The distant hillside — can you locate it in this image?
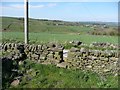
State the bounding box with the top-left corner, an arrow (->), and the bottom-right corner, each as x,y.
1,17 -> 117,34
79,21 -> 118,26
1,17 -> 91,34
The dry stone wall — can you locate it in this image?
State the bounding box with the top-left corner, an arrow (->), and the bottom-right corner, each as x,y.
65,47 -> 118,74
1,43 -> 63,65
1,42 -> 119,75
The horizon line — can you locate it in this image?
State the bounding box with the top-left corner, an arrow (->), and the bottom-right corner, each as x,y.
1,16 -> 118,23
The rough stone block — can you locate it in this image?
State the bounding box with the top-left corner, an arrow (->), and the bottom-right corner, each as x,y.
56,62 -> 68,68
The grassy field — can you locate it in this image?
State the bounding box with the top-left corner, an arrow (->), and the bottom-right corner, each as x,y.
1,32 -> 118,44
9,59 -> 118,88
1,17 -> 93,34
1,17 -> 118,45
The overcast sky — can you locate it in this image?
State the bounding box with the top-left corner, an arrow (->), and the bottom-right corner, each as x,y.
1,1 -> 118,22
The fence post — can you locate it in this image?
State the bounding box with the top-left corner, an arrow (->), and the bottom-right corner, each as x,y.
24,0 -> 29,44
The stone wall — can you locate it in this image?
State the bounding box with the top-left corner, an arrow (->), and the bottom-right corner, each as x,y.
65,47 -> 118,74
1,42 -> 119,75
1,43 -> 63,65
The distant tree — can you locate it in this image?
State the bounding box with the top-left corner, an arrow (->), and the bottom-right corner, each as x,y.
109,31 -> 115,36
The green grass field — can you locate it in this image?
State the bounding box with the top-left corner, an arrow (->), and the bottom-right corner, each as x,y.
1,17 -> 93,34
1,32 -> 118,44
1,17 -> 118,45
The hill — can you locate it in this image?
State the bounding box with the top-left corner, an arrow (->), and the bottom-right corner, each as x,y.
1,17 -> 95,34
1,17 -> 118,44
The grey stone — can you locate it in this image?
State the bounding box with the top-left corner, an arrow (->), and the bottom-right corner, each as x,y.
11,79 -> 20,87
70,47 -> 79,52
40,55 -> 46,60
86,65 -> 92,69
41,61 -> 51,65
69,40 -> 82,46
57,62 -> 68,68
32,54 -> 39,60
80,48 -> 87,53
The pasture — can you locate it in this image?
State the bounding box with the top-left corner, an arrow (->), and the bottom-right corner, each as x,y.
1,17 -> 118,45
1,32 -> 118,44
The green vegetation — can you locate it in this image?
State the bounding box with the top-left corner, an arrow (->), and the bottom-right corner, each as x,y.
89,27 -> 119,36
1,17 -> 118,45
2,32 -> 118,44
1,17 -> 93,34
8,59 -> 118,88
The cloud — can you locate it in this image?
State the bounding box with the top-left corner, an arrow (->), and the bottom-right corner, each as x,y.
10,4 -> 24,9
1,3 -> 57,9
47,3 -> 57,7
30,5 -> 45,8
0,4 -> 24,9
30,3 -> 57,8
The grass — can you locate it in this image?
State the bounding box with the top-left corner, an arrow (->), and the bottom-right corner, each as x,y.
1,32 -> 118,44
1,17 -> 94,34
10,59 -> 118,88
1,17 -> 118,45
